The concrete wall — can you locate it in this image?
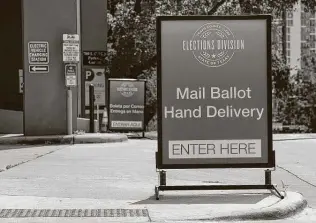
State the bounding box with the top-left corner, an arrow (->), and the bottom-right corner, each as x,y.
81,0 -> 107,51
0,0 -> 23,111
0,109 -> 23,134
23,0 -> 78,136
80,0 -> 107,116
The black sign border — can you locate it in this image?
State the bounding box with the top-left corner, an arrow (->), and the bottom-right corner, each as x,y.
107,78 -> 147,132
156,15 -> 274,169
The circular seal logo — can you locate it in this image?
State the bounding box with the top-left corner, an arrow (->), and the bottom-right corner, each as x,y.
187,23 -> 243,68
116,82 -> 138,97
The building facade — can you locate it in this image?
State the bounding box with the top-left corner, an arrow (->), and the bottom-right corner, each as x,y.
276,1 -> 316,73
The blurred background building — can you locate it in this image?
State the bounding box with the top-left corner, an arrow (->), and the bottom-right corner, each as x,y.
274,0 -> 316,74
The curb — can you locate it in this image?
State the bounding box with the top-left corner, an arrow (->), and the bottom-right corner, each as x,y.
206,192 -> 307,222
144,132 -> 157,140
0,135 -> 73,145
73,133 -> 128,144
0,134 -> 128,145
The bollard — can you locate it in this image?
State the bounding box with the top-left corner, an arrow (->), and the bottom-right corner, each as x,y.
89,84 -> 95,133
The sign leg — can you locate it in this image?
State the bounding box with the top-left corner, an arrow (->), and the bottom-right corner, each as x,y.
155,186 -> 160,200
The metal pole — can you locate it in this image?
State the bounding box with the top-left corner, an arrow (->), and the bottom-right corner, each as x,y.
76,0 -> 82,117
97,104 -> 99,129
67,88 -> 73,135
89,84 -> 95,133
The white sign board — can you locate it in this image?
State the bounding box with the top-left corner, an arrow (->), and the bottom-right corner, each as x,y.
85,68 -> 106,106
65,64 -> 77,87
63,34 -> 80,63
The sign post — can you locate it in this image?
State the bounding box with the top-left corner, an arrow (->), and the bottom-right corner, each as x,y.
107,78 -> 146,135
155,15 -> 282,200
63,34 -> 80,135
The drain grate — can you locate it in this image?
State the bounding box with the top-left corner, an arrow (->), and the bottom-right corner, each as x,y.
0,209 -> 149,218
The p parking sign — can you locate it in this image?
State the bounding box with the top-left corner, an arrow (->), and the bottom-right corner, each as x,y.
157,15 -> 274,169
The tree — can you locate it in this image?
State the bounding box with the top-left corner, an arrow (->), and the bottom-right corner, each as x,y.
106,0 -> 316,128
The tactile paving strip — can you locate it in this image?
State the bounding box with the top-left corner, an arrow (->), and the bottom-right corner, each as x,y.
0,209 -> 149,218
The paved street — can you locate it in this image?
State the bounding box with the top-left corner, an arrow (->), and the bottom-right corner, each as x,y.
0,137 -> 315,222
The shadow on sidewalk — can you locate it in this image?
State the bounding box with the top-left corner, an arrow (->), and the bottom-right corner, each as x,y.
133,192 -> 270,205
0,145 -> 43,151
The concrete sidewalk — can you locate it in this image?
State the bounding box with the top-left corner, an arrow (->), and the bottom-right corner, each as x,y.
0,133 -> 128,145
0,139 -> 311,222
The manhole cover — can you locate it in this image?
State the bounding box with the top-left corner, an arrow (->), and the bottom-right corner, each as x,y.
0,209 -> 148,218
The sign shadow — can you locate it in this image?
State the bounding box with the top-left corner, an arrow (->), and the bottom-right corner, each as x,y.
132,192 -> 271,205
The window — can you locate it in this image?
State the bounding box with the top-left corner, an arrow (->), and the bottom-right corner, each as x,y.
311,26 -> 316,33
301,27 -> 308,39
287,42 -> 291,48
287,34 -> 291,41
311,35 -> 316,41
306,35 -> 310,41
301,42 -> 309,48
310,20 -> 316,26
302,48 -> 309,55
287,11 -> 293,18
311,42 -> 316,48
287,57 -> 291,64
286,27 -> 291,33
287,20 -> 293,26
301,19 -> 306,26
287,50 -> 291,57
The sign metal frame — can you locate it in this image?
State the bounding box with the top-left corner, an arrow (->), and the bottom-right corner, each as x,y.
156,15 -> 274,170
107,78 -> 147,133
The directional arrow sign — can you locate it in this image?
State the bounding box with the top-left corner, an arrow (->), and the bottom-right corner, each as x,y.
29,65 -> 49,73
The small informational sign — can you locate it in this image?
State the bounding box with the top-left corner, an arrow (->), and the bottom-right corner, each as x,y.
83,51 -> 107,66
19,69 -> 23,94
63,34 -> 80,63
85,68 -> 106,106
157,15 -> 273,169
65,64 -> 77,87
107,78 -> 146,132
29,65 -> 49,73
28,41 -> 49,64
